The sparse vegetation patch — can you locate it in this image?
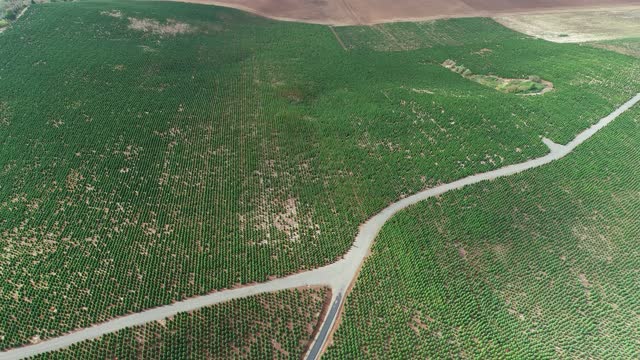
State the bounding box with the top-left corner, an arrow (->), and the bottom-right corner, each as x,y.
127,17 -> 194,35
442,59 -> 552,95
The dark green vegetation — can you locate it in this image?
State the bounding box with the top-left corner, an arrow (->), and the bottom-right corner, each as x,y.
442,59 -> 550,94
32,288 -> 328,359
1,0 -> 640,350
326,108 -> 640,358
2,1 -> 75,21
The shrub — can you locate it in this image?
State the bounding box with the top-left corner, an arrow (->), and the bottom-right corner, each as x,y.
528,75 -> 542,83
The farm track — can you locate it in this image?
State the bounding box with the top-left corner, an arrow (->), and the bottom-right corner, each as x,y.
328,26 -> 348,51
1,93 -> 639,360
16,7 -> 29,20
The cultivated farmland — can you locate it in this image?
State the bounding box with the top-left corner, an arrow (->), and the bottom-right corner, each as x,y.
1,0 -> 640,356
31,288 -> 328,359
325,108 -> 640,358
172,0 -> 640,25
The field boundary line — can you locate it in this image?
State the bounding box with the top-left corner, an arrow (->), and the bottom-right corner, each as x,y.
2,93 -> 639,360
16,6 -> 29,20
329,26 -> 348,51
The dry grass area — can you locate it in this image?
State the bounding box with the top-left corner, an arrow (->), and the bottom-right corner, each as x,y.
496,6 -> 640,43
589,40 -> 640,58
127,17 -> 193,35
169,0 -> 640,25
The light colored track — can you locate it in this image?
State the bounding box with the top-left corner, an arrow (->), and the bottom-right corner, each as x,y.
2,93 -> 639,360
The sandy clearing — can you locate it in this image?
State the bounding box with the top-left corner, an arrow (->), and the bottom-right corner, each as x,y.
496,7 -> 640,43
167,0 -> 640,25
3,93 -> 638,360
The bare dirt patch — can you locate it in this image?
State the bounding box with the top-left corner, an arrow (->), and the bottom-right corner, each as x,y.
457,246 -> 467,259
578,273 -> 591,288
127,17 -> 194,35
473,48 -> 493,56
0,101 -> 10,126
408,310 -> 432,335
496,7 -> 640,43
169,0 -> 640,25
253,196 -> 321,245
101,10 -> 123,18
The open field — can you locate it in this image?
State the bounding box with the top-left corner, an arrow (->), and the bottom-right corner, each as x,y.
172,0 -> 640,25
2,0 -> 640,355
496,7 -> 640,43
589,37 -> 640,58
31,287 -> 328,359
325,108 -> 640,358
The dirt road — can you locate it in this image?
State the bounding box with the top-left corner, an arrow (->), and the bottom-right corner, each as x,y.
2,93 -> 638,360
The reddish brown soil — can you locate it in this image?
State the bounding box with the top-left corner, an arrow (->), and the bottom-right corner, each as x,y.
170,0 -> 640,25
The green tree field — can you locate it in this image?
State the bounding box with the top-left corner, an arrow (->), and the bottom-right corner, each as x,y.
1,0 -> 639,350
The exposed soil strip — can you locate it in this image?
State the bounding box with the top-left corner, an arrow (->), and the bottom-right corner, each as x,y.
16,6 -> 29,20
329,26 -> 348,51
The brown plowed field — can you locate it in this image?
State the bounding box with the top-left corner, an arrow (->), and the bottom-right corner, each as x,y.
170,0 -> 640,25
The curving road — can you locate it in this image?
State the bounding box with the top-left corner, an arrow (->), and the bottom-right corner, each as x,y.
1,93 -> 639,360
